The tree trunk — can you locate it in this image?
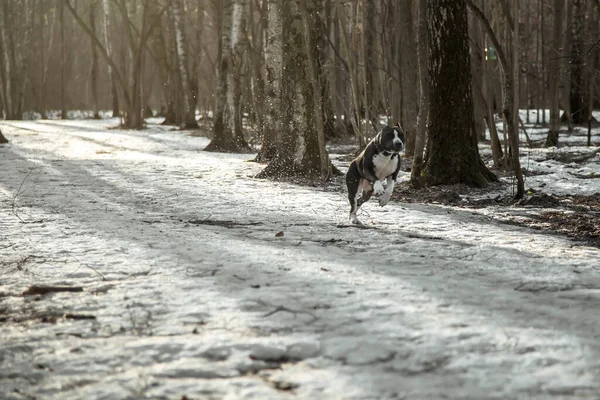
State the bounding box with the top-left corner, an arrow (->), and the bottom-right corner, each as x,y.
90,1 -> 100,119
568,0 -> 589,124
398,0 -> 418,157
512,0 -> 519,148
470,6 -> 486,141
0,3 -> 12,119
423,0 -> 496,188
336,2 -> 364,148
172,0 -> 198,129
299,0 -> 330,179
540,0 -> 547,126
560,0 -> 574,130
103,0 -> 119,117
0,128 -> 8,144
254,0 -> 282,162
228,0 -> 247,142
60,0 -> 67,119
256,0 -> 332,181
205,0 -> 251,152
410,0 -> 428,188
362,0 -> 379,134
467,0 -> 523,198
151,12 -> 174,125
480,2 -> 503,166
546,0 -> 564,146
38,0 -> 47,119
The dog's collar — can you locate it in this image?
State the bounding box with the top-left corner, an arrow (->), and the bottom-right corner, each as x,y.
381,151 -> 399,158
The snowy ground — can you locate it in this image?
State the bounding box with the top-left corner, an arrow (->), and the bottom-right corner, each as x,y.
1,118 -> 600,400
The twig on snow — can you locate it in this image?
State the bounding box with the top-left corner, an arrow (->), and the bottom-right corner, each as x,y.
11,165 -> 45,224
72,255 -> 107,281
261,304 -> 317,321
12,166 -> 35,223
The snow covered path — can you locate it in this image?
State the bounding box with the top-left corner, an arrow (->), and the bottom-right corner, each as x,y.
1,119 -> 600,400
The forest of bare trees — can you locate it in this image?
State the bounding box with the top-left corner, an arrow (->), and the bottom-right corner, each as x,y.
0,0 -> 599,196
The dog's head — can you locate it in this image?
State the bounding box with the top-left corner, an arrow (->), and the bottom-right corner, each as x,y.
378,125 -> 405,153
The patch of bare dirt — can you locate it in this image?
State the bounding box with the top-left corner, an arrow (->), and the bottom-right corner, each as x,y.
391,184 -> 600,247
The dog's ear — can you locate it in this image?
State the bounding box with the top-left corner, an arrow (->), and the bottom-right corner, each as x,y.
394,122 -> 403,130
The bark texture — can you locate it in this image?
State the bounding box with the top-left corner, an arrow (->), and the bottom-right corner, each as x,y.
205,0 -> 251,152
256,0 -> 332,181
423,0 -> 496,188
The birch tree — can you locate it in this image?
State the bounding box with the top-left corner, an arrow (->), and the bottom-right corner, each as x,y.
89,0 -> 100,119
171,0 -> 198,128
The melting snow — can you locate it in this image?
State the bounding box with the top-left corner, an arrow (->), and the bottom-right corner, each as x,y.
1,117 -> 599,399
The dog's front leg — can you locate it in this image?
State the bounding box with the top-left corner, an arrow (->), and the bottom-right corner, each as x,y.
379,176 -> 395,206
373,180 -> 385,196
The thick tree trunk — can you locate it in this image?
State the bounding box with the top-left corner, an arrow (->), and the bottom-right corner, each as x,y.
254,0 -> 282,162
256,0 -> 332,181
300,0 -> 330,179
423,0 -> 496,188
205,0 -> 250,152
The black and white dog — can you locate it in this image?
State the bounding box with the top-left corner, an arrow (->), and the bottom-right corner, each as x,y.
346,125 -> 405,224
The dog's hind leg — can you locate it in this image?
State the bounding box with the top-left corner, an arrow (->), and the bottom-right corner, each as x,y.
358,188 -> 373,208
346,164 -> 362,224
351,180 -> 373,225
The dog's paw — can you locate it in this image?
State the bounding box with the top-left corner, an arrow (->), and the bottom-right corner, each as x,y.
350,215 -> 362,225
379,194 -> 390,207
373,181 -> 385,196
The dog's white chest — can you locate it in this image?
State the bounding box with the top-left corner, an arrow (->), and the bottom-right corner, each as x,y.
373,153 -> 398,180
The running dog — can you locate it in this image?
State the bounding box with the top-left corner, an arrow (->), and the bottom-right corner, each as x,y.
346,125 -> 405,224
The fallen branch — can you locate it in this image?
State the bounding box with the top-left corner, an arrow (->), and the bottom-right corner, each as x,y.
22,285 -> 84,296
549,148 -> 600,163
63,313 -> 96,320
